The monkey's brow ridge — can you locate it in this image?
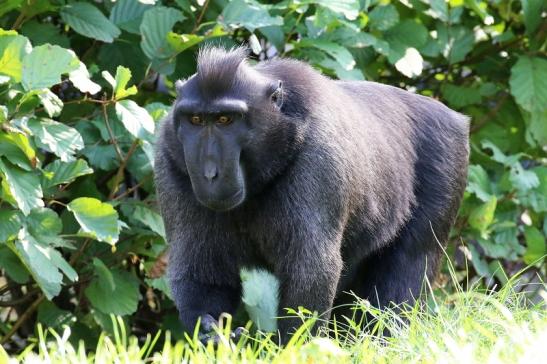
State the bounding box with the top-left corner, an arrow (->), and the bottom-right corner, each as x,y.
176,98 -> 248,114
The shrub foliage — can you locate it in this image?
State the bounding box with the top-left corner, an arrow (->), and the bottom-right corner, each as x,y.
0,0 -> 545,348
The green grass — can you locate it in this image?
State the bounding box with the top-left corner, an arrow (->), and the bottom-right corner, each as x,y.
3,277 -> 546,364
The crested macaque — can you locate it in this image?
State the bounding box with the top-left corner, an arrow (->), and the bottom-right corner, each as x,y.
154,47 -> 469,342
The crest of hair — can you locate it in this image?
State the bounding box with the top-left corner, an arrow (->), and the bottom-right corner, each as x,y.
196,46 -> 248,96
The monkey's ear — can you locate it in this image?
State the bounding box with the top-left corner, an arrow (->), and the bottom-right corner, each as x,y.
269,80 -> 283,109
175,79 -> 186,95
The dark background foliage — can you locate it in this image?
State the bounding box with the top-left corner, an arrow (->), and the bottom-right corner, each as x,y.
0,0 -> 545,350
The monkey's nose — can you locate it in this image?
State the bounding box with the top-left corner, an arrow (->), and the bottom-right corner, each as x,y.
203,160 -> 218,182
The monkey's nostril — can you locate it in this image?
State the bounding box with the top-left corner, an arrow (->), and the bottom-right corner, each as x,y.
204,161 -> 218,181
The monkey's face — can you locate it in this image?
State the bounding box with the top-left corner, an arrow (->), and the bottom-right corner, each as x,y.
173,75 -> 283,212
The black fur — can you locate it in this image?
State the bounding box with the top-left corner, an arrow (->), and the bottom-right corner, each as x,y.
154,47 -> 469,342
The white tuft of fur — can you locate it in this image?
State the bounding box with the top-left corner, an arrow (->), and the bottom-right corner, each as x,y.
240,268 -> 279,332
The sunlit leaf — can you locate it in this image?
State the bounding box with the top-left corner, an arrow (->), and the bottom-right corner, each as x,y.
222,0 -> 283,32
67,197 -> 120,244
21,44 -> 79,90
115,100 -> 155,139
12,228 -> 77,299
27,118 -> 84,162
0,158 -> 43,215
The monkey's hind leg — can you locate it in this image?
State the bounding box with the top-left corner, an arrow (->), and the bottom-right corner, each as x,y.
350,210 -> 456,316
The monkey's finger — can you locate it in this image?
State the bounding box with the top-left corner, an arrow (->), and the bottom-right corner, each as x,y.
200,314 -> 219,332
231,326 -> 247,341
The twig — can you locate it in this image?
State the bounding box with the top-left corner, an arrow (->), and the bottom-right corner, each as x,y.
11,13 -> 26,30
69,238 -> 91,266
113,174 -> 152,201
109,139 -> 139,199
102,101 -> 124,162
470,93 -> 509,133
191,0 -> 211,34
0,294 -> 45,345
283,10 -> 305,48
0,289 -> 40,307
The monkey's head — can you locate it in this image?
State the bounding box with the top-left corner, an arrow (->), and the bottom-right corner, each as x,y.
171,47 -> 293,212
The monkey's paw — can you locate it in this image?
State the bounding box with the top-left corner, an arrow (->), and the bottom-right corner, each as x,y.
198,314 -> 247,345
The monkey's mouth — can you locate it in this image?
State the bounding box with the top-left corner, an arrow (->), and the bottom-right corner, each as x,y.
197,189 -> 245,212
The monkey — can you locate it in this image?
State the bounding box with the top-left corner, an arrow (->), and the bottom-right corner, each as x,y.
154,46 -> 469,343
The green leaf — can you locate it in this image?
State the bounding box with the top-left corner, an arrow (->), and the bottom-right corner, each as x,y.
140,6 -> 184,59
442,84 -> 482,108
368,4 -> 399,31
145,102 -> 170,122
509,56 -> 547,113
67,197 -> 120,244
522,0 -> 544,34
109,0 -> 153,34
20,20 -> 70,48
0,0 -> 23,18
0,210 -> 21,242
319,58 -> 364,81
108,66 -> 138,100
0,105 -> 6,123
438,25 -> 474,63
13,228 -> 77,299
38,89 -> 63,118
27,118 -> 84,162
467,165 -> 492,202
394,48 -> 423,78
509,164 -> 539,192
0,131 -> 36,171
386,20 -> 428,49
81,144 -> 119,171
92,258 -> 116,291
42,159 -> 93,189
523,226 -> 546,264
428,0 -> 449,21
527,109 -> 547,147
26,207 -> 62,237
61,2 -> 121,43
0,244 -> 29,283
311,0 -> 359,20
222,0 -> 283,32
0,32 -> 31,82
133,205 -> 166,238
468,196 -> 497,238
69,62 -> 101,95
481,140 -> 519,166
85,269 -> 140,316
166,33 -> 204,54
115,100 -> 155,139
299,40 -> 356,71
0,158 -> 43,215
37,301 -> 74,329
21,44 -> 79,91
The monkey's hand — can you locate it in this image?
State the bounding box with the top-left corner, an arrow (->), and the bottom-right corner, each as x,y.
197,314 -> 247,345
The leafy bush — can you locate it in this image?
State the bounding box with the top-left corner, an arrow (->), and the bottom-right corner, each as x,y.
0,0 -> 545,349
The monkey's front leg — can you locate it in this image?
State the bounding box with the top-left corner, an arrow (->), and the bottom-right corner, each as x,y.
170,276 -> 242,340
276,249 -> 342,343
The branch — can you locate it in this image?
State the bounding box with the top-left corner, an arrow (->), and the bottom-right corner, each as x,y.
470,93 -> 509,133
1,294 -> 44,345
191,0 -> 212,34
102,101 -> 124,162
109,139 -> 139,199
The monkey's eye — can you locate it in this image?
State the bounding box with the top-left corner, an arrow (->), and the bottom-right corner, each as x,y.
217,115 -> 232,125
190,115 -> 202,125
